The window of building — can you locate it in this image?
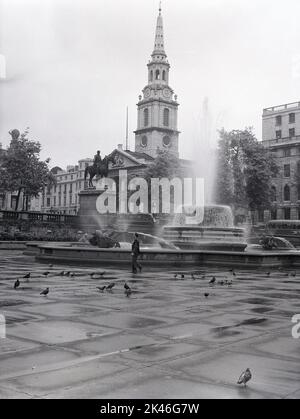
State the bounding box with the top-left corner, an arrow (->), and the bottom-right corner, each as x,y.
63,196 -> 67,206
284,164 -> 290,177
58,196 -> 61,206
276,115 -> 282,126
64,184 -> 67,193
289,113 -> 296,124
163,108 -> 170,127
53,196 -> 56,206
289,128 -> 295,137
162,70 -> 166,81
47,198 -> 51,207
143,108 -> 149,127
271,186 -> 277,202
258,210 -> 264,223
284,207 -> 291,220
141,136 -> 148,147
271,209 -> 277,220
284,184 -> 291,201
155,69 -> 160,80
150,70 -> 153,81
284,148 -> 291,157
298,185 -> 300,201
70,184 -> 72,193
163,136 -> 171,147
276,130 -> 282,139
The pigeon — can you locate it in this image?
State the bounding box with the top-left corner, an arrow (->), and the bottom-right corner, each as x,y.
14,279 -> 20,290
23,273 -> 31,279
97,286 -> 106,293
70,272 -> 76,277
124,282 -> 131,291
106,282 -> 115,291
65,271 -> 71,277
49,264 -> 53,268
227,280 -> 233,286
266,272 -> 271,277
237,368 -> 252,387
291,272 -> 296,277
218,280 -> 225,286
125,288 -> 132,297
209,277 -> 216,285
40,287 -> 49,296
204,293 -> 209,298
232,271 -> 236,276
181,274 -> 185,280
59,271 -> 66,276
42,271 -> 50,277
174,274 -> 178,279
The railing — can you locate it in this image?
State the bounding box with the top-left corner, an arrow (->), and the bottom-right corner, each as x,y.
263,101 -> 300,114
0,210 -> 78,224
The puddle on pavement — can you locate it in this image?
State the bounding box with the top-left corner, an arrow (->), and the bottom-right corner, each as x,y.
212,327 -> 241,338
237,318 -> 268,326
251,307 -> 273,314
239,298 -> 274,305
0,300 -> 26,308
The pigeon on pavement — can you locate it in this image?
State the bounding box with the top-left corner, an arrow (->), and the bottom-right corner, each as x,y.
14,279 -> 20,290
209,277 -> 216,285
237,368 -> 252,387
97,286 -> 106,292
40,287 -> 49,296
23,273 -> 31,279
106,282 -> 115,291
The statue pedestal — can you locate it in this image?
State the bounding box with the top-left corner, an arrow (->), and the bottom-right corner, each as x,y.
78,189 -> 117,233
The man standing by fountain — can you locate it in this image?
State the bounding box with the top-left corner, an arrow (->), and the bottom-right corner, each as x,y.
131,233 -> 142,274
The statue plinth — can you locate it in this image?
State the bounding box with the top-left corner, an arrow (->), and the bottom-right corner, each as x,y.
78,188 -> 117,233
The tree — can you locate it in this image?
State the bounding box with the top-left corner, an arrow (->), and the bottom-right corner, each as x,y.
0,129 -> 56,211
145,148 -> 183,180
214,128 -> 278,215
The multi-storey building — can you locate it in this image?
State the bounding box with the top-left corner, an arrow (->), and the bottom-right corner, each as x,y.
30,158 -> 93,214
262,101 -> 300,220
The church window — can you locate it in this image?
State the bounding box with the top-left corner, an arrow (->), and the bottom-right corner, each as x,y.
284,184 -> 290,201
155,70 -> 160,80
144,108 -> 149,127
271,186 -> 276,202
162,70 -> 166,81
150,70 -> 153,81
141,136 -> 148,147
163,108 -> 170,127
163,136 -> 171,147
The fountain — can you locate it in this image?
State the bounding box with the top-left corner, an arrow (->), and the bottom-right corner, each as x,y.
163,205 -> 247,252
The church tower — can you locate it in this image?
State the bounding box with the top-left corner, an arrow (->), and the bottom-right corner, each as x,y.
134,3 -> 180,158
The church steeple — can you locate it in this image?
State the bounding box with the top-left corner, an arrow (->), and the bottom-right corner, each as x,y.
153,2 -> 166,56
134,3 -> 180,158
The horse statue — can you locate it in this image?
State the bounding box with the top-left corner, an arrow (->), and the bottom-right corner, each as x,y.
84,152 -> 116,188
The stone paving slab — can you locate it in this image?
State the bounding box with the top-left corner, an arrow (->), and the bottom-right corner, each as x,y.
0,250 -> 299,399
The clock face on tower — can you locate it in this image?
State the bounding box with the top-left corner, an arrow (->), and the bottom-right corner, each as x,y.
144,88 -> 151,98
163,88 -> 171,98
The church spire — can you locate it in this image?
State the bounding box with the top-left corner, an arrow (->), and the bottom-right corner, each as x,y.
153,1 -> 166,56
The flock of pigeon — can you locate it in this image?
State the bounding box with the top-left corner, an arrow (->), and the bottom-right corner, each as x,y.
10,264 -> 278,388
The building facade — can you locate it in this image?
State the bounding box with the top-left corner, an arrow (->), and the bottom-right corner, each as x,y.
262,101 -> 300,220
31,158 -> 93,215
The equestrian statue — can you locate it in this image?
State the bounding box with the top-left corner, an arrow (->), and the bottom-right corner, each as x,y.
84,150 -> 116,188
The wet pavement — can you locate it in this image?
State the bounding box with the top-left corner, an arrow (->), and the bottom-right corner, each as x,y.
0,250 -> 299,399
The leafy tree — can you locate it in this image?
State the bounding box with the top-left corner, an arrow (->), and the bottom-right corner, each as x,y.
145,148 -> 184,180
0,129 -> 56,211
214,128 -> 278,215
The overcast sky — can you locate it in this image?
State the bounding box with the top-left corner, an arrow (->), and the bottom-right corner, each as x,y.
1,0 -> 300,169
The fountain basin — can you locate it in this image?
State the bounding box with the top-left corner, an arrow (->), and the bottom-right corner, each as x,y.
163,226 -> 247,252
35,243 -> 300,269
